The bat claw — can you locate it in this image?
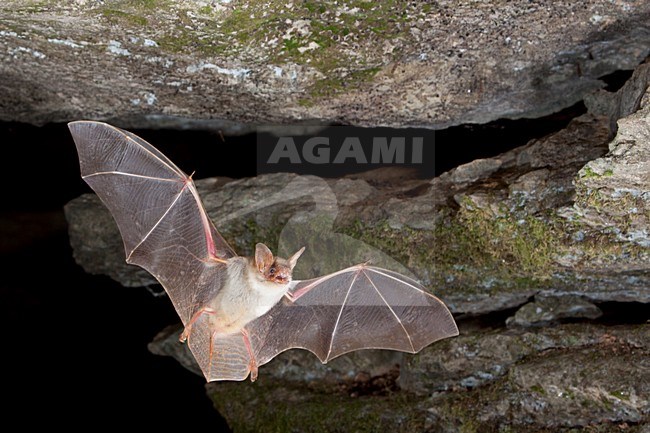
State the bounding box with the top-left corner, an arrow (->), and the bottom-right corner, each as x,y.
241,328 -> 258,381
249,361 -> 258,382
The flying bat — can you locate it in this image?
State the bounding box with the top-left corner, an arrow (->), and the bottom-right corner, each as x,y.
69,121 -> 459,382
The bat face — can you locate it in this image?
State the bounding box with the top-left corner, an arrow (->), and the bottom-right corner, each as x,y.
257,245 -> 306,285
264,261 -> 292,284
69,121 -> 458,383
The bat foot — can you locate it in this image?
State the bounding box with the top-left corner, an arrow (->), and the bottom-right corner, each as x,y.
241,328 -> 258,381
249,361 -> 258,382
180,307 -> 217,344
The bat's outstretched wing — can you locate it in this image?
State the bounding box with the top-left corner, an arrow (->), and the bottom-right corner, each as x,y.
205,265 -> 458,381
69,121 -> 236,324
251,265 -> 458,364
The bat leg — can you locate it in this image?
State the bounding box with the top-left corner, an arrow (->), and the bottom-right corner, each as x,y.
180,307 -> 216,343
241,328 -> 258,382
208,329 -> 219,376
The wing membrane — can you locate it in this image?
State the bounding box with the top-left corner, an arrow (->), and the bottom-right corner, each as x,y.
69,121 -> 235,323
246,265 -> 459,370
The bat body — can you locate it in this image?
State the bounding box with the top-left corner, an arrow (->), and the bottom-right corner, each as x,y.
208,256 -> 283,334
69,121 -> 459,382
198,247 -> 301,335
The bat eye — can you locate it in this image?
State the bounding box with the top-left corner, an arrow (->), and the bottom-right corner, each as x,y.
269,266 -> 276,275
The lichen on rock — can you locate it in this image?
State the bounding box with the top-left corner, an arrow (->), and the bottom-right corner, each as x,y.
1,0 -> 649,129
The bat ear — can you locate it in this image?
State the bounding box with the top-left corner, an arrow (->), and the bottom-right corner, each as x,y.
288,246 -> 306,270
255,243 -> 274,273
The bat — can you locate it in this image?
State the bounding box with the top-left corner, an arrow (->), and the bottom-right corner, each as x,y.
69,121 -> 459,382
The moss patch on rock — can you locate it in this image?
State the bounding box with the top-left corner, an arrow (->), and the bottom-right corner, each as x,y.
218,215 -> 286,258
340,201 -> 562,293
208,378 -> 427,433
90,0 -> 418,101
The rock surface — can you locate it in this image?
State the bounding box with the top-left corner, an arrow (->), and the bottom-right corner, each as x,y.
505,295 -> 603,327
150,322 -> 649,432
65,61 -> 650,431
1,0 -> 649,130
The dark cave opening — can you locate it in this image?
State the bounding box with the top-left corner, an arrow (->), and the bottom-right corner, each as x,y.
0,98 -> 588,213
455,299 -> 650,335
600,69 -> 635,92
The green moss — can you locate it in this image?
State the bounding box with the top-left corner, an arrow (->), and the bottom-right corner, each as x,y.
151,0 -> 415,98
580,188 -> 646,223
338,186 -> 646,295
599,394 -> 613,410
16,0 -> 423,99
108,0 -> 160,9
609,390 -> 630,401
282,37 -> 303,55
340,198 -> 561,294
581,166 -> 599,178
304,1 -> 327,14
98,0 -> 172,26
453,197 -> 560,277
562,388 -> 575,399
219,216 -> 286,257
581,166 -> 614,179
208,379 -> 426,433
140,0 -> 158,8
574,184 -> 649,259
298,98 -> 316,107
348,195 -> 559,283
339,219 -> 414,266
198,5 -> 213,15
12,0 -> 53,13
575,231 -> 646,266
101,8 -> 148,26
305,66 -> 382,101
530,384 -> 546,395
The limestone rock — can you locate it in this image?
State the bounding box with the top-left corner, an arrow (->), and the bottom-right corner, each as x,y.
506,295 -> 603,327
1,1 -> 649,129
191,323 -> 648,432
573,76 -> 650,249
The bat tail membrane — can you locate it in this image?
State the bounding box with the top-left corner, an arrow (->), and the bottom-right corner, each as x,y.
246,264 -> 459,370
69,121 -> 236,325
186,320 -> 253,381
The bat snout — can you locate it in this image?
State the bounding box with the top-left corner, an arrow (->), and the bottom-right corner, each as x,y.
266,269 -> 291,285
273,274 -> 290,284
261,261 -> 293,285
